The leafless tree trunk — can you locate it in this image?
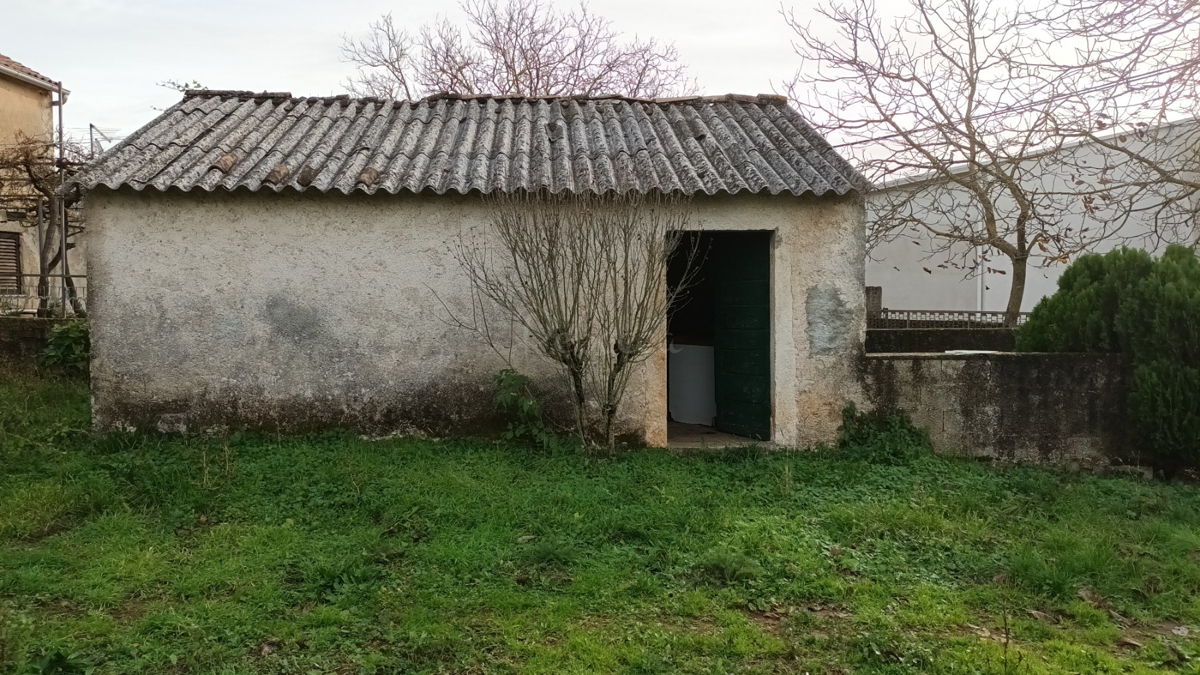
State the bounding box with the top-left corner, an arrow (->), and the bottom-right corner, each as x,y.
342,0 -> 693,99
36,198 -> 60,317
451,190 -> 697,450
785,0 -> 1198,323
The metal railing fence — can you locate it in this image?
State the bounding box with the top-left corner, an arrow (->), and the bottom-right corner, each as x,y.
867,309 -> 1029,329
0,274 -> 87,317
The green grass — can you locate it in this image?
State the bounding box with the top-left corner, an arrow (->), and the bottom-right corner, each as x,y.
1,369 -> 1199,673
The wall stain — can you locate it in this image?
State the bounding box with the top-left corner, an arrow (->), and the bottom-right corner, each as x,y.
260,294 -> 327,344
806,285 -> 854,356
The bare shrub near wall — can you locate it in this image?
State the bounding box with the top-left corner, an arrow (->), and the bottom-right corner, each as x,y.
589,196 -> 700,448
451,191 -> 698,449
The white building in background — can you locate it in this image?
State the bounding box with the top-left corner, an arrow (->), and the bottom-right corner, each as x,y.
866,119 -> 1200,313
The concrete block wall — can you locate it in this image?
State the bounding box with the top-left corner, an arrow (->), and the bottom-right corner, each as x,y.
864,353 -> 1134,469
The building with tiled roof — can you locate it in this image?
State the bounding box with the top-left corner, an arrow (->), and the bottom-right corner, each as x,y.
0,53 -> 66,95
0,52 -> 72,311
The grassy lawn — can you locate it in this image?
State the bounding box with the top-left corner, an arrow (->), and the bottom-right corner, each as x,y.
2,371 -> 1199,673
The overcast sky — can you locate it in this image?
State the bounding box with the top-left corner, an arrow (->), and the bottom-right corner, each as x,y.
2,0 -> 806,145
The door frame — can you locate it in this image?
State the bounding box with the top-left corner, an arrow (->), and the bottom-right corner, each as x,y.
664,229 -> 775,443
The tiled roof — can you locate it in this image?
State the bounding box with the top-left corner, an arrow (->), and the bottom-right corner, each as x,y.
0,53 -> 60,90
73,90 -> 869,197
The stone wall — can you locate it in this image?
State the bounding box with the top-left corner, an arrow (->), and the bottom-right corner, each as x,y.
0,317 -> 65,363
864,353 -> 1133,469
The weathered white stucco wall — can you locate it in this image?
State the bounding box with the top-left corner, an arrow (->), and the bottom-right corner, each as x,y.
86,188 -> 865,447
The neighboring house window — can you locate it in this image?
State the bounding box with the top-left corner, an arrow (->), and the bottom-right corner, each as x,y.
0,232 -> 21,293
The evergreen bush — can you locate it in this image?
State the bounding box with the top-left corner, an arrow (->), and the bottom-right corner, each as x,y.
1117,245 -> 1200,472
1015,248 -> 1153,353
1017,245 -> 1200,474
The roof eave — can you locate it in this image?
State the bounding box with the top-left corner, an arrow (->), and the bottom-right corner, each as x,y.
0,64 -> 68,101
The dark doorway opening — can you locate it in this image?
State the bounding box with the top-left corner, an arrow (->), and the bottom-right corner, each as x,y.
667,231 -> 772,446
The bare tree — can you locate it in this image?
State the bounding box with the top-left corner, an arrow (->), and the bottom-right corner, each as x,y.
342,0 -> 692,99
785,0 -> 1199,323
588,195 -> 698,447
452,190 -> 697,449
0,133 -> 86,316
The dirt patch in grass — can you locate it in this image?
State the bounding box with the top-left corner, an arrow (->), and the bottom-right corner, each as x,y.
34,598 -> 86,619
111,597 -> 151,623
746,610 -> 788,636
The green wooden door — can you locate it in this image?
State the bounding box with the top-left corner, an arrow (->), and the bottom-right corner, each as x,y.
713,232 -> 772,440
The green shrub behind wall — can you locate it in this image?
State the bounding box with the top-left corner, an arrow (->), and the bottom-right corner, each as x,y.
1126,360 -> 1200,470
1117,246 -> 1200,472
1017,245 -> 1200,475
1015,248 -> 1154,353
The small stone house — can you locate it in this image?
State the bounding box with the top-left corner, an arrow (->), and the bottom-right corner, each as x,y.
74,90 -> 869,447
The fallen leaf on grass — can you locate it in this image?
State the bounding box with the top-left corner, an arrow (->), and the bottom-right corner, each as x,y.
968,623 -> 993,639
1116,637 -> 1143,649
1078,587 -> 1108,608
1028,610 -> 1057,623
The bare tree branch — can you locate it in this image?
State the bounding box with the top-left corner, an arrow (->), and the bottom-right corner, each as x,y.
1049,0 -> 1200,247
785,0 -> 1198,322
448,190 -> 697,449
342,0 -> 694,99
0,133 -> 87,316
